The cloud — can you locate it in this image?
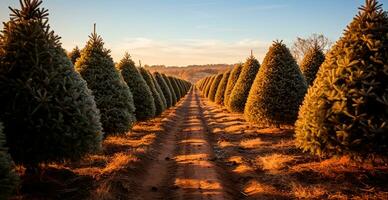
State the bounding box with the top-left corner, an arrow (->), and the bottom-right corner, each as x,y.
107,37 -> 270,66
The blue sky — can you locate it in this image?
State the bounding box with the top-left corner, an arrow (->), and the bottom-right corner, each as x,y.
1,0 -> 386,66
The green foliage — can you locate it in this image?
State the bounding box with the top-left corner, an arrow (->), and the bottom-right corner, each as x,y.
76,34 -> 135,134
215,71 -> 231,105
227,57 -> 260,113
168,76 -> 182,101
0,123 -> 19,200
68,46 -> 81,65
244,41 -> 307,127
299,46 -> 325,85
204,76 -> 215,97
224,64 -> 243,106
208,73 -> 223,102
151,71 -> 167,108
117,54 -> 155,120
139,67 -> 165,116
0,0 -> 103,165
154,72 -> 173,108
163,74 -> 177,105
295,0 -> 388,160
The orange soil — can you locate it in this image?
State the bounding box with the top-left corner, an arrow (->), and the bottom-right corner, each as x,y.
11,88 -> 388,200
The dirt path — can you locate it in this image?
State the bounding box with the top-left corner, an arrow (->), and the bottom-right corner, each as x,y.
138,88 -> 234,200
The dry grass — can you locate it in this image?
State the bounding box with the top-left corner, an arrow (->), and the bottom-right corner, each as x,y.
256,153 -> 295,171
243,180 -> 277,195
202,97 -> 388,200
239,138 -> 267,149
291,183 -> 327,199
102,153 -> 138,174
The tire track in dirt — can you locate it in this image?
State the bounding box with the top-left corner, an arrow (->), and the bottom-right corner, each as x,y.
138,88 -> 234,200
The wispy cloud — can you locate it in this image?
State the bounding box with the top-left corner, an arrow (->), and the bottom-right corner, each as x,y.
106,37 -> 270,66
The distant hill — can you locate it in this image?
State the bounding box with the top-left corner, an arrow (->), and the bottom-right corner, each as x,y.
145,64 -> 234,83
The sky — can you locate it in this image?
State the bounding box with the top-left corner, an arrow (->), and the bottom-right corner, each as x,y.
0,0 -> 387,66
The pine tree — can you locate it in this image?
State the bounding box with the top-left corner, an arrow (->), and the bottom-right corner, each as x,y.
151,71 -> 167,108
227,56 -> 260,113
117,53 -> 155,120
68,46 -> 81,65
295,0 -> 388,159
300,46 -> 325,85
244,41 -> 307,127
0,0 -> 103,165
139,67 -> 165,116
204,76 -> 215,97
215,70 -> 231,105
169,76 -> 182,101
224,63 -> 243,106
163,74 -> 177,105
0,123 -> 19,200
154,72 -> 173,108
208,73 -> 223,102
76,30 -> 135,134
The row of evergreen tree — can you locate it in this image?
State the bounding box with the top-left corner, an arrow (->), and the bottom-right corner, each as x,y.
0,0 -> 191,197
197,0 -> 387,161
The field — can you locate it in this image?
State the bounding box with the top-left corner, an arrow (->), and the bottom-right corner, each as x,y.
9,88 -> 387,200
1,0 -> 387,199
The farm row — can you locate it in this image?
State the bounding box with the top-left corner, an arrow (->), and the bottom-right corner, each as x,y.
197,0 -> 387,161
0,0 -> 191,198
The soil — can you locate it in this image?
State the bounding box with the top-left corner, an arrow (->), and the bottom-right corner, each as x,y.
11,88 -> 388,200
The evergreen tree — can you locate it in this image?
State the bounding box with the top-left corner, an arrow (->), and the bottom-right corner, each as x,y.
0,0 -> 103,165
162,74 -> 177,105
76,31 -> 135,134
0,123 -> 19,200
215,70 -> 231,105
204,76 -> 215,97
244,41 -> 307,127
117,53 -> 155,120
154,72 -> 173,108
68,46 -> 81,65
151,71 -> 167,108
139,67 -> 165,116
299,46 -> 325,85
169,76 -> 182,100
224,64 -> 243,106
295,0 -> 388,159
208,73 -> 223,101
227,56 -> 260,113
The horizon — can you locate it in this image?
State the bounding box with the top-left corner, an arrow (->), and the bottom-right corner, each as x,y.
1,0 -> 386,66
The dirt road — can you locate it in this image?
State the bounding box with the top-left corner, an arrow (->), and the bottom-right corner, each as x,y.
132,87 -> 387,200
137,88 -> 238,200
14,87 -> 386,200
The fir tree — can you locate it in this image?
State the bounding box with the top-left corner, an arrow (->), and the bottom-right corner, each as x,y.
204,76 -> 215,97
117,53 -> 155,120
163,74 -> 177,105
139,67 -> 165,116
224,63 -> 243,106
68,46 -> 81,65
208,73 -> 223,102
169,76 -> 182,101
0,0 -> 103,165
151,71 -> 167,108
76,29 -> 135,134
299,46 -> 325,85
154,72 -> 173,108
227,56 -> 260,113
0,123 -> 19,199
295,0 -> 388,159
244,41 -> 307,127
215,70 -> 231,105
